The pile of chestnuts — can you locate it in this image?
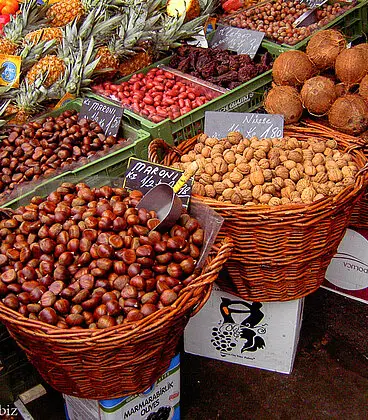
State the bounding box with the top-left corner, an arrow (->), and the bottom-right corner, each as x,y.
0,110 -> 127,202
0,183 -> 204,329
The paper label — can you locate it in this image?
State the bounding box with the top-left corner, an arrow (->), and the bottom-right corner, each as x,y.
0,54 -> 21,87
54,92 -> 76,109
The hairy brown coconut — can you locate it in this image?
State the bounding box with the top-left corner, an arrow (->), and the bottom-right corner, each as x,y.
306,29 -> 346,70
359,75 -> 368,102
335,47 -> 368,86
301,76 -> 337,116
354,43 -> 368,61
328,94 -> 368,135
264,86 -> 303,124
272,50 -> 315,87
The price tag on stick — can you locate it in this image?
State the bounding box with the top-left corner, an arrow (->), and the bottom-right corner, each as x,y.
78,97 -> 124,137
209,25 -> 264,59
205,111 -> 284,139
124,158 -> 193,208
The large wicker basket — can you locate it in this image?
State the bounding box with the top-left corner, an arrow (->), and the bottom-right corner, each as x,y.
148,121 -> 368,302
0,207 -> 233,399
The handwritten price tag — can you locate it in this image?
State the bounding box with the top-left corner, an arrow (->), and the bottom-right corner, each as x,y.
209,25 -> 264,59
79,97 -> 123,137
205,111 -> 284,139
124,158 -> 193,208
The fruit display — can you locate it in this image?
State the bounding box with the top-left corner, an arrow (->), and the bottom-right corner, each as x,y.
0,183 -> 204,329
0,0 -> 218,123
220,0 -> 355,46
0,110 -> 128,202
172,131 -> 359,205
169,45 -> 273,89
92,68 -> 223,122
264,30 -> 368,134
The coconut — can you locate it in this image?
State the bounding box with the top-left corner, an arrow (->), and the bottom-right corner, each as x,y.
264,86 -> 303,124
301,76 -> 337,116
272,50 -> 315,87
335,48 -> 368,86
359,75 -> 368,102
306,29 -> 346,70
328,94 -> 368,135
335,83 -> 350,98
354,43 -> 368,61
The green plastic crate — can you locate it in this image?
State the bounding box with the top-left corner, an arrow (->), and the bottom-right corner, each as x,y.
262,0 -> 368,54
106,48 -> 277,145
2,99 -> 151,209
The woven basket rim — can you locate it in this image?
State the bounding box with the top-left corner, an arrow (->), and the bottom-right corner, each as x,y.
148,121 -> 368,217
0,238 -> 233,344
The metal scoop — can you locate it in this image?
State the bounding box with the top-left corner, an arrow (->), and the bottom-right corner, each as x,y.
136,161 -> 198,231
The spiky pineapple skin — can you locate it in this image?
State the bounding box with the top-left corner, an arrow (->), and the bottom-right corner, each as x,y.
95,46 -> 120,72
24,28 -> 63,45
118,51 -> 153,77
46,0 -> 84,27
26,55 -> 66,88
0,37 -> 17,55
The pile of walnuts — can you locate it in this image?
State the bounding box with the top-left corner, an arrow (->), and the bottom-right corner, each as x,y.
172,132 -> 359,206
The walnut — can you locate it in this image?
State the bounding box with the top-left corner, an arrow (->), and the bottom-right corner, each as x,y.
212,173 -> 222,183
242,138 -> 251,148
259,194 -> 272,204
269,197 -> 281,206
187,151 -> 196,161
201,146 -> 211,158
192,182 -> 205,196
243,147 -> 254,161
240,189 -> 253,203
204,163 -> 216,176
286,137 -> 300,150
324,147 -> 333,157
223,150 -> 236,164
223,141 -> 232,149
227,132 -> 243,145
272,177 -> 285,191
325,160 -> 338,170
263,183 -> 276,195
199,173 -> 213,185
194,143 -> 205,154
211,144 -> 225,157
236,143 -> 246,154
222,179 -> 234,189
290,191 -> 301,201
217,196 -> 225,202
328,168 -> 343,182
301,186 -> 317,203
343,153 -> 353,162
335,158 -> 347,169
330,185 -> 345,195
181,154 -> 192,163
302,149 -> 314,160
304,165 -> 317,176
279,154 -> 287,163
222,188 -> 235,200
296,178 -> 311,192
280,197 -> 291,205
316,164 -> 326,173
311,142 -> 326,153
296,163 -> 305,173
252,185 -> 263,200
269,156 -> 281,169
228,163 -> 236,172
284,179 -> 296,190
198,134 -> 208,144
231,188 -> 243,204
237,162 -> 251,175
289,168 -> 301,182
312,153 -> 325,166
213,157 -> 228,175
259,139 -> 272,153
327,181 -> 336,189
204,184 -> 216,198
284,160 -> 297,170
214,182 -> 226,195
313,172 -> 328,184
281,186 -> 294,199
230,171 -> 243,184
263,169 -> 273,182
258,158 -> 270,169
172,162 -> 183,170
342,166 -> 355,178
268,147 -> 281,158
315,183 -> 330,195
341,177 -> 355,186
326,139 -> 337,149
239,177 -> 253,190
249,170 -> 265,186
288,150 -> 303,163
275,166 -> 289,179
205,137 -> 219,147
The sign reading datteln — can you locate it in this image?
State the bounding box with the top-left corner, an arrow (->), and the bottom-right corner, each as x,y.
124,158 -> 193,207
209,25 -> 264,59
79,97 -> 123,137
204,111 -> 284,139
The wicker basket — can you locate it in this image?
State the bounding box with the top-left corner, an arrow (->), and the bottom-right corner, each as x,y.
0,218 -> 233,399
148,120 -> 368,302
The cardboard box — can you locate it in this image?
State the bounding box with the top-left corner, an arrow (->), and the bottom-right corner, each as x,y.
65,354 -> 180,420
324,228 -> 368,304
184,284 -> 304,374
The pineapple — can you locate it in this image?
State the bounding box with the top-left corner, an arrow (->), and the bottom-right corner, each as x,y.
20,39 -> 58,72
26,55 -> 66,87
0,0 -> 48,55
166,0 -> 201,22
23,27 -> 63,45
